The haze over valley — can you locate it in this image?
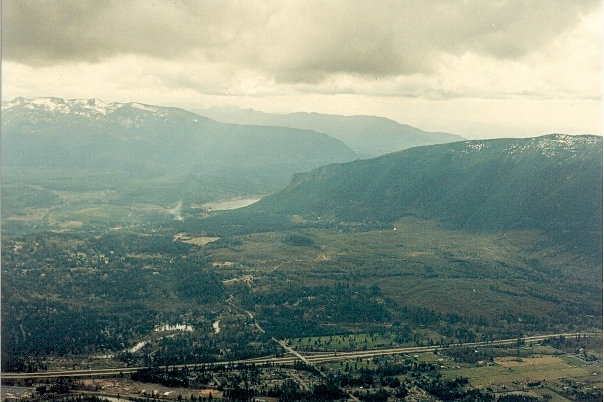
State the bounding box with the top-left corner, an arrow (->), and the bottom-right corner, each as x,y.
2,1 -> 602,401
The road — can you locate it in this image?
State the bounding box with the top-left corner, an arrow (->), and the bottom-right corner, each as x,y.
2,332 -> 599,380
226,297 -> 359,398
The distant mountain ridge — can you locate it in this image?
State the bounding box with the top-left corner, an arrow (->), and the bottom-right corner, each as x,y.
210,134 -> 602,255
2,97 -> 357,194
195,107 -> 464,157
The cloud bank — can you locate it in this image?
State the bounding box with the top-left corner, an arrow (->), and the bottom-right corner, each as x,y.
4,0 -> 599,82
2,1 -> 601,138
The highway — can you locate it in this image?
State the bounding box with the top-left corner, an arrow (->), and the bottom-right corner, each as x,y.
2,331 -> 599,380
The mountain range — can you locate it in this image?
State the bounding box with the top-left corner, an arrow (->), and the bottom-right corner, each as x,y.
4,98 -> 601,257
2,97 -> 356,171
1,97 -> 357,198
195,107 -> 464,157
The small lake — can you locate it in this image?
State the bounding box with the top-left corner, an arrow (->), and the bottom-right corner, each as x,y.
201,196 -> 262,211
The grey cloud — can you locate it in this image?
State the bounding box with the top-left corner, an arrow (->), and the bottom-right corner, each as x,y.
3,0 -> 113,63
265,0 -> 599,82
3,0 -> 599,82
2,0 -> 266,64
446,1 -> 598,59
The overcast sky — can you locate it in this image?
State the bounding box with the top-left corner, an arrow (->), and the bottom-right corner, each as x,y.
2,0 -> 602,138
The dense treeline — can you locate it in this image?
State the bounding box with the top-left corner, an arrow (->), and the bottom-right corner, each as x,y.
282,233 -> 316,247
1,230 -> 226,371
237,282 -> 392,338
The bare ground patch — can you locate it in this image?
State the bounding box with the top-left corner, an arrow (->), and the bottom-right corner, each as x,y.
496,356 -> 563,367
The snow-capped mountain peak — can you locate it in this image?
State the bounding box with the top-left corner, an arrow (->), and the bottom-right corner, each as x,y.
1,97 -> 173,119
2,97 -> 121,116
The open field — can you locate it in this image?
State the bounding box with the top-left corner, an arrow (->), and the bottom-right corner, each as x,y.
446,359 -> 598,387
174,233 -> 221,246
437,343 -> 603,401
289,333 -> 401,352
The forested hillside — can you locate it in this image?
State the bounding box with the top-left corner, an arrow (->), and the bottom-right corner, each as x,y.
209,134 -> 602,256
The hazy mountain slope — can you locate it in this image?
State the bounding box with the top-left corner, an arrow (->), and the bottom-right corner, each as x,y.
195,107 -> 463,157
211,134 -> 602,254
2,97 -> 357,185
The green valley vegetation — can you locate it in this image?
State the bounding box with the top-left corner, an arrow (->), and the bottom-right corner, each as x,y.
1,133 -> 601,401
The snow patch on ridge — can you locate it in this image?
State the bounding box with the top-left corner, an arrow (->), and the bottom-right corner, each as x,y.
129,102 -> 160,113
504,134 -> 599,158
463,142 -> 485,152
